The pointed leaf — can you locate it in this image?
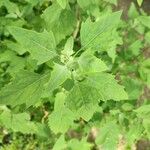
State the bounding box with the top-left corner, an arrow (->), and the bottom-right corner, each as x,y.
80,11 -> 122,49
8,26 -> 56,65
77,50 -> 108,74
0,70 -> 48,107
44,64 -> 71,96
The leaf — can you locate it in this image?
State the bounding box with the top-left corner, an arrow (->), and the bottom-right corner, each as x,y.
138,59 -> 150,87
104,0 -> 117,5
8,26 -> 56,65
5,40 -> 27,55
0,50 -> 26,76
84,73 -> 128,101
0,0 -> 20,15
48,107 -> 75,134
125,123 -> 143,145
122,77 -> 142,100
54,92 -> 66,111
77,50 -> 108,74
53,135 -> 66,150
66,82 -> 100,121
80,11 -> 122,49
44,64 -> 71,97
138,16 -> 150,28
57,0 -> 67,9
0,70 -> 48,107
67,138 -> 92,150
128,40 -> 142,56
66,73 -> 128,121
137,0 -> 143,6
42,3 -> 76,44
128,3 -> 139,19
134,105 -> 150,119
96,121 -> 120,150
0,111 -> 37,134
143,119 -> 150,139
62,36 -> 74,57
77,0 -> 91,9
48,92 -> 75,134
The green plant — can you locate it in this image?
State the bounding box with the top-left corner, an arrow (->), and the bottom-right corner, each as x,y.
0,0 -> 149,149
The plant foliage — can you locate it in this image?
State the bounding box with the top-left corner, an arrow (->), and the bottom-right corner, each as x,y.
0,0 -> 149,149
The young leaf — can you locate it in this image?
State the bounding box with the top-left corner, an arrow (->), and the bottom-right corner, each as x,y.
44,64 -> 71,97
62,36 -> 74,57
77,50 -> 108,74
8,26 -> 56,65
0,70 -> 48,107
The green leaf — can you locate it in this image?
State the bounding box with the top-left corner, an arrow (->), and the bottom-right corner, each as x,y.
62,36 -> 74,57
126,123 -> 143,145
0,111 -> 37,134
122,77 -> 142,100
77,0 -> 91,9
48,91 -> 76,134
138,16 -> 150,28
0,0 -> 20,15
84,73 -> 128,101
121,103 -> 134,111
0,70 -> 48,107
5,40 -> 27,55
8,26 -> 56,65
137,0 -> 143,6
80,11 -> 122,49
96,121 -> 120,150
66,82 -> 100,121
44,64 -> 71,97
0,50 -> 26,76
138,59 -> 150,87
57,0 -> 67,9
67,138 -> 92,150
128,40 -> 142,56
42,3 -> 76,44
66,73 -> 128,120
143,119 -> 150,139
54,92 -> 66,111
53,135 -> 66,150
77,50 -> 108,74
48,107 -> 75,134
104,0 -> 117,5
128,3 -> 139,19
134,105 -> 150,119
